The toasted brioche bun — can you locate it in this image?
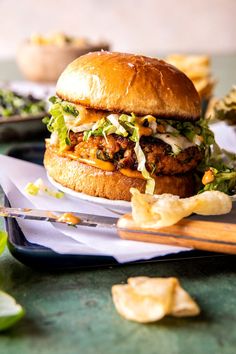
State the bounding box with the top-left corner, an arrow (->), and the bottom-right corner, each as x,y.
44,146 -> 196,201
56,51 -> 200,120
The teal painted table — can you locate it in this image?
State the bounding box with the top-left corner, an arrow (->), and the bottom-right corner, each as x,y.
0,56 -> 236,354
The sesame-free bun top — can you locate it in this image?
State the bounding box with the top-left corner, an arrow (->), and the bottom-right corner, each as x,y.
56,51 -> 201,120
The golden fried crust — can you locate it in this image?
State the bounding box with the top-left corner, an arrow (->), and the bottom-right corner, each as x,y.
56,51 -> 200,121
44,146 -> 196,201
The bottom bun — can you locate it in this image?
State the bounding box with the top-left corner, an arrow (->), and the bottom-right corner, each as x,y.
44,146 -> 196,201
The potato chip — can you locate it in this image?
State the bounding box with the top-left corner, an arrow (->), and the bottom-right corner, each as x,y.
130,188 -> 161,227
112,284 -> 167,322
171,280 -> 200,317
128,277 -> 176,313
112,277 -> 200,323
193,191 -> 232,215
130,189 -> 232,229
166,54 -> 210,68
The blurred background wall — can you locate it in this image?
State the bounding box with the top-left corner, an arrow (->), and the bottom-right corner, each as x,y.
0,0 -> 235,59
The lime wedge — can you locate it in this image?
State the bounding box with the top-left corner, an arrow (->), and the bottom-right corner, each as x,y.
0,291 -> 25,331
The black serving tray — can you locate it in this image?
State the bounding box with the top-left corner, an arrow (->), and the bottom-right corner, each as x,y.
4,143 -> 223,269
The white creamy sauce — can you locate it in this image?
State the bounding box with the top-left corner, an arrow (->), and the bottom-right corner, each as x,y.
64,114 -> 95,132
63,113 -> 75,123
69,122 -> 95,133
50,132 -> 59,145
64,114 -> 81,127
154,133 -> 195,154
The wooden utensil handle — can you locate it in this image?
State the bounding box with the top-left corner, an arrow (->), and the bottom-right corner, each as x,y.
117,214 -> 236,254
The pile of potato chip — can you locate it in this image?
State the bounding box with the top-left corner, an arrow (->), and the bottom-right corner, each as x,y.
30,32 -> 89,47
212,86 -> 236,125
112,277 -> 200,323
165,54 -> 215,100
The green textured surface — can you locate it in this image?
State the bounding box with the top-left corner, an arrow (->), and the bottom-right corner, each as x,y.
0,252 -> 236,354
0,56 -> 236,354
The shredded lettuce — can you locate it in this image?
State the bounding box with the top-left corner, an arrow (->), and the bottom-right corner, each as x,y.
43,102 -> 70,151
162,117 -> 214,148
25,178 -> 64,199
130,120 -> 155,194
44,96 -> 236,195
198,139 -> 236,195
45,96 -> 214,151
134,138 -> 155,194
45,96 -> 213,152
83,116 -> 128,141
106,114 -> 128,137
25,182 -> 40,196
198,117 -> 215,146
83,118 -> 113,141
49,96 -> 79,117
68,122 -> 94,133
83,111 -> 155,193
43,96 -> 81,150
0,231 -> 7,256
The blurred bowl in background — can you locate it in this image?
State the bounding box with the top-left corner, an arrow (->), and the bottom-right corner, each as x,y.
17,33 -> 109,83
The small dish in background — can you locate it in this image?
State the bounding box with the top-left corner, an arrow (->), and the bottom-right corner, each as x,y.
0,113 -> 47,142
17,32 -> 110,83
0,81 -> 54,142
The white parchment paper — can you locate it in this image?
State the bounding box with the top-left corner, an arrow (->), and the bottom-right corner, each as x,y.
0,155 -> 188,263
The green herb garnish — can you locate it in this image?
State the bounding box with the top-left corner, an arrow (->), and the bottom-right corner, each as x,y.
200,168 -> 236,194
0,88 -> 46,117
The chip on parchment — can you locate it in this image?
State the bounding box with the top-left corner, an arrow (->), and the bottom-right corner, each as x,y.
130,189 -> 232,229
112,277 -> 200,323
